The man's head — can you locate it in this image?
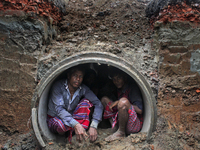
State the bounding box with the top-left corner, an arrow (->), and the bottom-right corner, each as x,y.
67,65 -> 85,89
109,67 -> 127,89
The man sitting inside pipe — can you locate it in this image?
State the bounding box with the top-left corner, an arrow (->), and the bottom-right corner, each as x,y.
101,67 -> 143,141
47,65 -> 103,143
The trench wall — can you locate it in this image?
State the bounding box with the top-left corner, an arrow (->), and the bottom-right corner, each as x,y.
0,0 -> 62,135
0,17 -> 42,133
153,5 -> 200,140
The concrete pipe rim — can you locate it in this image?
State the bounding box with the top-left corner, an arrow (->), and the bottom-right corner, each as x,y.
31,51 -> 157,146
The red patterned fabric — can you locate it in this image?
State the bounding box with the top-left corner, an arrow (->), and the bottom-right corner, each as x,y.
126,105 -> 142,133
104,102 -> 142,133
103,101 -> 118,119
47,98 -> 93,142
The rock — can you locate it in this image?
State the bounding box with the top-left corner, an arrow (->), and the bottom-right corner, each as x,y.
172,90 -> 176,93
22,138 -> 27,141
100,25 -> 108,31
187,138 -> 195,146
197,143 -> 200,149
69,38 -> 78,43
97,12 -> 105,17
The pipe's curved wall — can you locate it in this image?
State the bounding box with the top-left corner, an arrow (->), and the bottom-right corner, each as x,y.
31,51 -> 157,144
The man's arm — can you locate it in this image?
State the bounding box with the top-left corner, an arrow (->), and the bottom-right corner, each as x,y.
50,81 -> 79,128
83,85 -> 104,142
129,84 -> 143,114
83,85 -> 104,128
109,100 -> 119,111
132,105 -> 142,114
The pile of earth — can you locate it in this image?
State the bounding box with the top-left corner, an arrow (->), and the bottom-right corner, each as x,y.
2,116 -> 199,149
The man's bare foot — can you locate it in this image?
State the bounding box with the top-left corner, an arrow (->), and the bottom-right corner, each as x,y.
111,125 -> 118,133
105,130 -> 125,142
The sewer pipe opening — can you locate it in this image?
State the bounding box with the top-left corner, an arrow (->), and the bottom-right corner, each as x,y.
31,51 -> 157,147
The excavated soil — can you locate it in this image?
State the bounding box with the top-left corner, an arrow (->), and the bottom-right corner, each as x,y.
2,116 -> 199,150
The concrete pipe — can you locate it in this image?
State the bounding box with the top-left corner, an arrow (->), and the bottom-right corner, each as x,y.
31,51 -> 157,147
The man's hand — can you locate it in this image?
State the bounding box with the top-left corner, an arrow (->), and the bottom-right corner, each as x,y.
133,105 -> 142,114
88,127 -> 98,142
74,123 -> 88,143
109,101 -> 119,111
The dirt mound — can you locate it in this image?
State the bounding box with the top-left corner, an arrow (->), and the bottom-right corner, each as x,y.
58,0 -> 153,47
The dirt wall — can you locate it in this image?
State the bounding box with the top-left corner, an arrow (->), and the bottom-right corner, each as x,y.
0,16 -> 55,136
154,11 -> 200,147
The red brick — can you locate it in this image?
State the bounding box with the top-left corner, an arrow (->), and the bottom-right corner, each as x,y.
171,64 -> 181,75
163,53 -> 181,64
188,44 -> 194,50
193,44 -> 200,50
160,63 -> 181,75
179,60 -> 192,75
159,49 -> 170,56
181,52 -> 191,61
188,44 -> 200,50
168,46 -> 188,53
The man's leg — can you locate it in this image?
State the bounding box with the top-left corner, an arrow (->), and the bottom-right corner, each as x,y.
47,116 -> 69,135
47,98 -> 93,142
47,99 -> 93,133
72,98 -> 93,129
101,96 -> 112,108
105,97 -> 131,141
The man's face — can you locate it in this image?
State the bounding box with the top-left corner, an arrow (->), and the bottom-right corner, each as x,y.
112,75 -> 125,89
68,70 -> 84,89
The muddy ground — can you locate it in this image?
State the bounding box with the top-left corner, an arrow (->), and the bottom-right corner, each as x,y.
1,0 -> 199,149
1,116 -> 199,150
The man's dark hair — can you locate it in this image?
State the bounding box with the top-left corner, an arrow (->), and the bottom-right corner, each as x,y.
67,65 -> 86,79
109,67 -> 127,79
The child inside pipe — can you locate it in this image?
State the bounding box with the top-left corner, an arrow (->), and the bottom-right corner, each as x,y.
101,67 -> 143,142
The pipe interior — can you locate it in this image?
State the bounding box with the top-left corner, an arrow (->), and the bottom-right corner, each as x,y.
37,62 -> 153,141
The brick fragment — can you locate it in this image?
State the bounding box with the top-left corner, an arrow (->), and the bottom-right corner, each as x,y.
0,0 -> 62,24
150,2 -> 200,26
